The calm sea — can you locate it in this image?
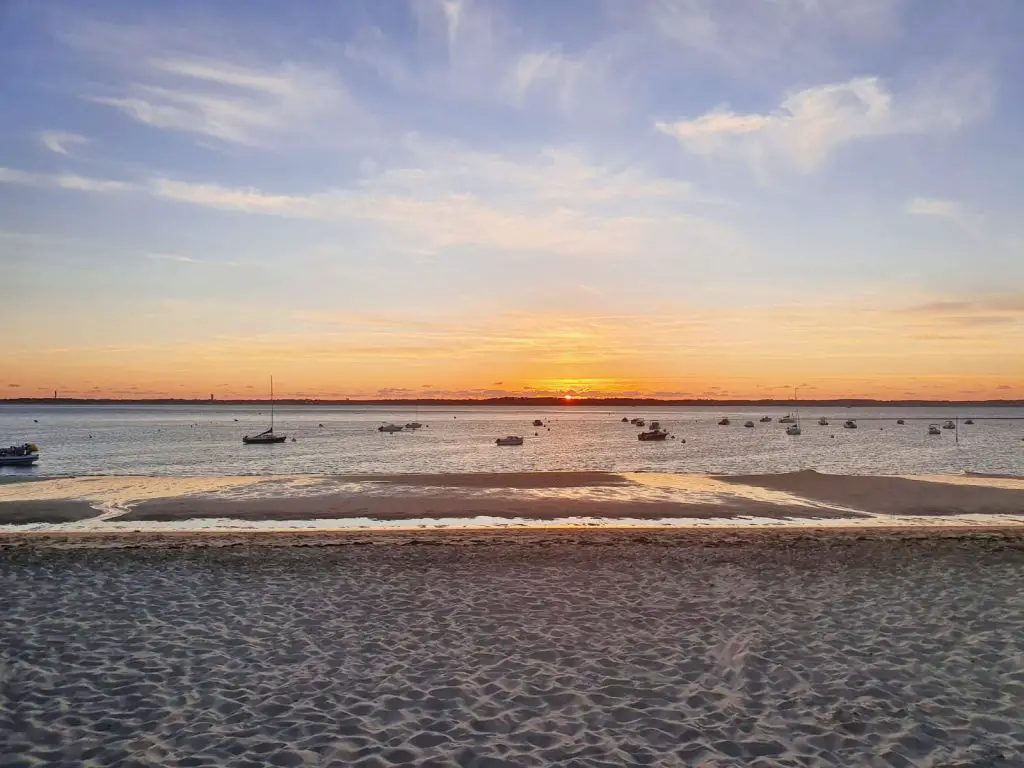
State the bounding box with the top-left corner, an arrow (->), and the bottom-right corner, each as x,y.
1,404 -> 1022,478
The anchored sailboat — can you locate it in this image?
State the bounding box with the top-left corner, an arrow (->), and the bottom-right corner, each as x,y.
243,377 -> 287,444
785,386 -> 802,435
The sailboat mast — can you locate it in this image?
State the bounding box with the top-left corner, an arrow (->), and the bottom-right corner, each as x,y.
270,376 -> 275,431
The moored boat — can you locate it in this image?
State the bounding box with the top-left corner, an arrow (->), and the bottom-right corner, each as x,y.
843,420 -> 857,429
942,420 -> 956,430
928,424 -> 942,435
379,424 -> 404,433
778,414 -> 796,424
718,417 -> 730,425
532,419 -> 544,427
0,443 -> 39,466
759,416 -> 772,422
744,421 -> 755,428
786,424 -> 801,436
243,376 -> 287,444
818,417 -> 829,426
496,436 -> 524,446
405,422 -> 423,430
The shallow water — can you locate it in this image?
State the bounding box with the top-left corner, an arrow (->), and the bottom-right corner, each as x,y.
3,543 -> 1023,766
3,403 -> 1023,477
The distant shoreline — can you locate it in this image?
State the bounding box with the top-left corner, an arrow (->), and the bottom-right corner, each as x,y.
3,396 -> 1023,407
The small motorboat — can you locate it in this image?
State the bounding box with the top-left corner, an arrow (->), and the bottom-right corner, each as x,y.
778,414 -> 796,424
818,417 -> 829,426
843,420 -> 857,429
928,424 -> 942,435
378,424 -> 404,433
718,417 -> 730,426
942,420 -> 956,430
965,419 -> 974,425
633,418 -> 646,427
532,419 -> 544,427
405,422 -> 423,430
744,421 -> 755,428
0,443 -> 39,466
759,416 -> 772,422
896,419 -> 905,425
786,424 -> 801,436
638,429 -> 668,441
496,436 -> 524,446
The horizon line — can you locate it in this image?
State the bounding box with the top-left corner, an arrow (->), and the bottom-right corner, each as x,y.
3,397 -> 1023,407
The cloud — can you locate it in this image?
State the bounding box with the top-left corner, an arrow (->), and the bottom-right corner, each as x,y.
0,167 -> 136,193
656,74 -> 991,177
145,252 -> 239,267
345,0 -> 621,118
60,18 -> 360,148
905,197 -> 962,219
7,384 -> 20,388
89,58 -> 353,146
997,384 -> 1011,390
38,131 -> 89,156
648,0 -> 901,77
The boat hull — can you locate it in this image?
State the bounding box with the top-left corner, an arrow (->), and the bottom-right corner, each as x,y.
242,436 -> 287,444
638,432 -> 668,441
0,454 -> 39,466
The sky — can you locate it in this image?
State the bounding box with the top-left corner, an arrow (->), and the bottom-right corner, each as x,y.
2,0 -> 1023,400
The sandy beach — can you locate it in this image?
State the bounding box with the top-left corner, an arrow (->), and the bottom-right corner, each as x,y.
3,529 -> 1022,766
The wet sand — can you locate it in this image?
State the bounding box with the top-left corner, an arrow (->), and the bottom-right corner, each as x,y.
3,470 -> 1023,528
3,530 -> 1022,766
720,469 -> 1024,516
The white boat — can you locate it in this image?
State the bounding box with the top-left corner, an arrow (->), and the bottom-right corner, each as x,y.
0,443 -> 39,466
744,421 -> 755,428
818,417 -> 829,426
378,423 -> 404,433
784,387 -> 802,436
843,420 -> 857,429
928,424 -> 942,435
496,436 -> 524,446
243,377 -> 287,444
942,420 -> 956,430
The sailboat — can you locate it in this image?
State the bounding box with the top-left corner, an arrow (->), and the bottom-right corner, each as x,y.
243,377 -> 287,444
785,387 -> 802,435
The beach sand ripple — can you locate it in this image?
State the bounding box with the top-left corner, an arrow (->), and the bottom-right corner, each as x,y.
3,538 -> 1023,766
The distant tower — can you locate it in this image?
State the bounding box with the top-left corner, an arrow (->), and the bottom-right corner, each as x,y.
210,393 -> 214,401
53,390 -> 57,400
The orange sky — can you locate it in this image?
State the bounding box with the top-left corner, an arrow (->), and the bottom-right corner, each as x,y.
4,300 -> 1023,400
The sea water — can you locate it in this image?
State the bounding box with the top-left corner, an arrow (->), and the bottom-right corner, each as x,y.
2,403 -> 1022,477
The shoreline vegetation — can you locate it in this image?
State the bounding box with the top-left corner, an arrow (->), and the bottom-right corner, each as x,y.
3,396 -> 1024,407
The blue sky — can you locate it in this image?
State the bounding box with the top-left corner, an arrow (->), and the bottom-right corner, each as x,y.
2,0 -> 1023,399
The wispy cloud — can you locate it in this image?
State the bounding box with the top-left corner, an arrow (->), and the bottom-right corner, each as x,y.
0,167 -> 135,193
648,0 -> 901,77
905,197 -> 963,219
38,131 -> 89,156
656,74 -> 991,178
59,18 -> 359,148
145,252 -> 239,267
